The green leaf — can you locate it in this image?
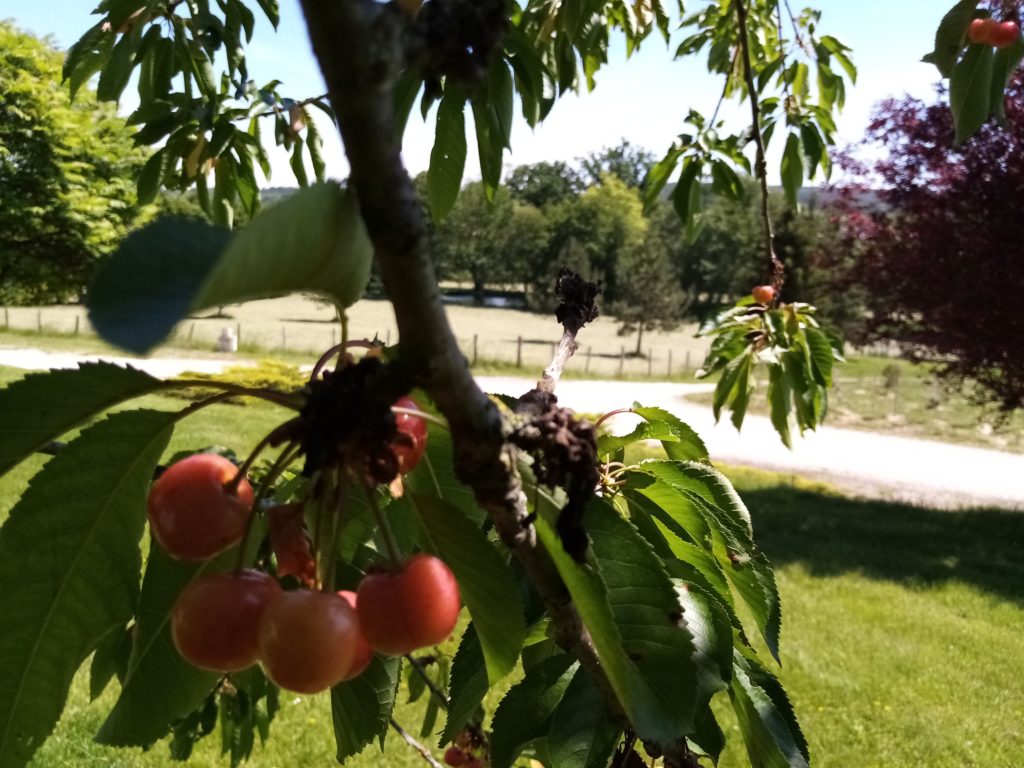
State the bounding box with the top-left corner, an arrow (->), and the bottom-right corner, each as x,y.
137,149 -> 168,205
586,499 -> 699,731
404,421 -> 485,526
989,38 -> 1024,124
439,624 -> 488,746
254,0 -> 280,27
532,488 -> 695,745
729,652 -> 809,768
89,624 -> 133,701
767,364 -> 793,449
631,461 -> 782,661
88,183 -> 372,353
597,404 -> 708,463
547,668 -> 621,768
428,86 -> 468,220
780,133 -> 803,207
409,495 -> 525,684
0,363 -> 163,479
929,0 -> 979,78
803,327 -> 834,387
0,410 -> 174,768
64,22 -> 114,100
97,31 -> 137,103
330,655 -> 401,762
96,539 -> 257,747
490,655 -> 578,768
671,159 -> 703,237
950,43 -> 995,144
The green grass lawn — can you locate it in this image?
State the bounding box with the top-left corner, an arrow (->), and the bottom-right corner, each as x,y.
688,355 -> 1024,453
1,367 -> 1022,767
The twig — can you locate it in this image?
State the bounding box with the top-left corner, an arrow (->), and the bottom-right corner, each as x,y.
406,655 -> 450,709
734,0 -> 785,294
389,718 -> 444,768
537,328 -> 579,393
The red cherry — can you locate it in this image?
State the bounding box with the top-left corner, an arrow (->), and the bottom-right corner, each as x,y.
337,590 -> 374,680
172,569 -> 280,672
268,503 -> 316,587
356,554 -> 461,656
751,285 -> 776,305
147,454 -> 253,561
391,396 -> 428,473
968,18 -> 998,44
444,746 -> 468,766
992,20 -> 1020,48
258,590 -> 361,693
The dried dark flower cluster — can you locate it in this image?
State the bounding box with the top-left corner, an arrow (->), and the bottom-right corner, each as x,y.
510,389 -> 598,562
408,0 -> 509,97
553,267 -> 601,334
285,357 -> 409,484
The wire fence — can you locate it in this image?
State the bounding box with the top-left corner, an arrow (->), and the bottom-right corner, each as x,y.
0,305 -> 710,379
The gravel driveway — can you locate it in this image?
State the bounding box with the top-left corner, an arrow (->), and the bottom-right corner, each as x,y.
3,348 -> 1021,510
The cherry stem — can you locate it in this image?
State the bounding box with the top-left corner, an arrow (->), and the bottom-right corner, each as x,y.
389,718 -> 443,768
594,407 -> 634,431
308,339 -> 383,382
362,480 -> 402,566
324,471 -> 347,591
391,405 -> 449,431
165,379 -> 301,410
226,430 -> 279,496
405,655 -> 450,710
234,441 -> 302,573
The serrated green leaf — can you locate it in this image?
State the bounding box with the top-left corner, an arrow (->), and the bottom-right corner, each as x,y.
254,0 -> 280,27
409,495 -> 525,683
405,422 -> 485,526
597,405 -> 708,463
586,499 -> 698,731
439,624 -> 488,746
767,364 -> 793,449
989,39 -> 1024,124
428,86 -> 468,220
330,655 -> 401,762
803,327 -> 834,387
0,362 -> 163,479
547,668 -> 620,768
930,0 -> 979,78
89,624 -> 133,701
951,43 -> 995,144
97,31 -> 136,103
532,488 -> 694,745
96,537 -> 259,747
137,148 -> 168,205
63,22 -> 112,100
780,133 -> 803,207
490,655 -> 578,768
0,410 -> 174,768
631,461 -> 781,661
88,183 -> 372,353
729,652 -> 809,768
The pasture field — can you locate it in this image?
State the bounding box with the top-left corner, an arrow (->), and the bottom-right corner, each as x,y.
0,297 -> 709,378
0,366 -> 1020,768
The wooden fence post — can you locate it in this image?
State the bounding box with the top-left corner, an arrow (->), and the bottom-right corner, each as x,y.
473,334 -> 478,366
618,346 -> 625,377
667,349 -> 673,377
516,336 -> 523,368
585,346 -> 592,373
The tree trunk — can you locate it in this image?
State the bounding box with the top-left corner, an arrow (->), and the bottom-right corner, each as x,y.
635,323 -> 644,357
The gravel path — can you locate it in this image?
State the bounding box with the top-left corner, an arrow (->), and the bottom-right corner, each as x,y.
3,348 -> 1021,510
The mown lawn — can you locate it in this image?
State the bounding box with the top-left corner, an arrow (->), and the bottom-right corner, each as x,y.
0,366 -> 1021,767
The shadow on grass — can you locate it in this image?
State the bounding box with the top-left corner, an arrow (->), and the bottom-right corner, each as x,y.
743,484 -> 1024,605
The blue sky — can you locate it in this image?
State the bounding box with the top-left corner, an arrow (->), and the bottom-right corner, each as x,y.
2,0 -> 945,186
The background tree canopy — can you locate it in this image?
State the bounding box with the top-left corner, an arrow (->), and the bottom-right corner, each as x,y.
0,22 -> 148,305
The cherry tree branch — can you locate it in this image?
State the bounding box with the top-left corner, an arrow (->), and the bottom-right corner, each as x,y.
735,0 -> 785,292
389,718 -> 444,768
297,0 -> 623,725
